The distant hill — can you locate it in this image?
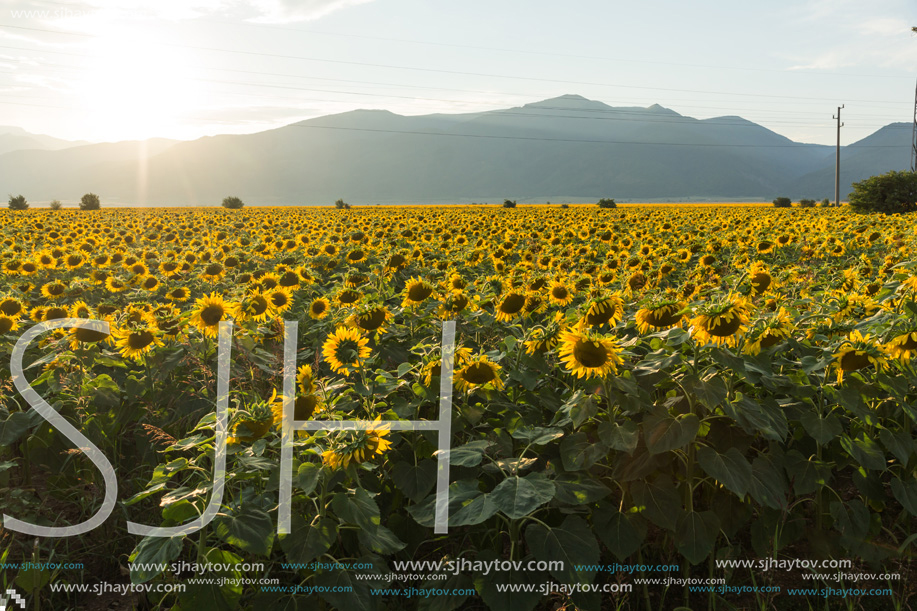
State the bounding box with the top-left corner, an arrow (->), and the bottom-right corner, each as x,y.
0,126 -> 89,155
0,95 -> 910,204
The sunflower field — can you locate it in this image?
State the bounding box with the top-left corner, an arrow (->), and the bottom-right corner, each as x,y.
1,205 -> 917,610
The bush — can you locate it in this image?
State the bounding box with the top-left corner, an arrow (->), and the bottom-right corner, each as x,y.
819,198 -> 831,208
334,199 -> 351,210
560,203 -> 569,209
772,197 -> 791,208
849,170 -> 917,214
7,194 -> 28,210
48,199 -> 63,210
597,198 -> 617,209
502,199 -> 517,208
798,198 -> 816,208
79,193 -> 101,210
222,196 -> 244,209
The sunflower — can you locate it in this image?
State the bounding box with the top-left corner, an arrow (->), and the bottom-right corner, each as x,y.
494,291 -> 527,322
743,308 -> 793,356
748,262 -> 774,296
336,289 -> 362,306
830,292 -> 879,321
308,297 -> 331,320
322,326 -> 371,375
297,364 -> 316,395
70,301 -> 93,319
523,312 -> 566,355
635,299 -> 686,334
689,296 -> 750,347
547,281 -> 574,307
112,323 -> 163,361
0,314 -> 18,335
264,287 -> 293,314
165,287 -> 190,302
321,418 -> 392,470
189,293 -> 238,338
69,324 -> 111,350
105,277 -> 127,293
346,304 -> 392,334
402,277 -> 435,307
558,328 -> 623,379
580,294 -> 624,328
0,297 -> 24,318
438,291 -> 472,318
240,290 -> 274,322
229,395 -> 277,444
833,330 -> 887,383
41,280 -> 67,299
886,330 -> 917,363
454,355 -> 504,392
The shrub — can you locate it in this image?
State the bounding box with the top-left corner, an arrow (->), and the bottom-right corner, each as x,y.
819,198 -> 831,208
849,170 -> 917,214
222,196 -> 244,209
597,198 -> 617,209
7,194 -> 28,210
49,200 -> 63,210
560,203 -> 569,209
798,198 -> 816,208
502,199 -> 517,208
772,197 -> 791,208
334,199 -> 351,210
79,193 -> 101,210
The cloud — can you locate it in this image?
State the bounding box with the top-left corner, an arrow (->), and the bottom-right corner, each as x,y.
8,0 -> 377,23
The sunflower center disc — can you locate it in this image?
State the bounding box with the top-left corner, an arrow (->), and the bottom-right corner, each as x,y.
573,340 -> 608,368
463,363 -> 496,384
840,351 -> 871,371
200,305 -> 225,325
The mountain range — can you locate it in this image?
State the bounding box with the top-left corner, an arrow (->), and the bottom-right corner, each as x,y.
0,94 -> 911,205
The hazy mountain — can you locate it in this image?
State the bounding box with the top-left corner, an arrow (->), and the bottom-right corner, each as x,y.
0,126 -> 90,155
0,95 -> 909,204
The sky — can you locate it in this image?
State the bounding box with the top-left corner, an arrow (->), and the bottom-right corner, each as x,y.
1,0 -> 916,145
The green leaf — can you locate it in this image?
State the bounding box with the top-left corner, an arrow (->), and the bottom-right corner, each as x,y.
799,411 -> 842,445
407,480 -> 481,528
559,432 -> 605,471
332,487 -> 380,528
726,394 -> 787,442
447,440 -> 493,467
129,536 -> 184,584
280,514 -> 337,565
598,420 -> 639,455
397,362 -> 413,377
830,499 -> 869,539
0,410 -> 42,446
511,426 -> 564,446
697,446 -> 752,498
358,524 -> 407,554
391,460 -> 437,503
782,450 -> 830,496
880,429 -> 914,465
840,434 -> 887,471
644,412 -> 699,455
162,500 -> 199,523
525,515 -> 600,585
296,462 -> 322,495
314,568 -> 375,611
891,476 -> 917,517
593,503 -> 646,561
553,472 -> 611,505
214,508 -> 275,556
683,374 -> 728,409
474,549 -> 541,611
418,572 -> 473,611
450,493 -> 499,527
490,472 -> 555,519
631,477 -> 682,531
747,456 -> 787,510
676,511 -> 720,565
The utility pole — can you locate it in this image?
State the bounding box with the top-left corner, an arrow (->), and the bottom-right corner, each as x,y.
833,105 -> 844,206
911,79 -> 917,172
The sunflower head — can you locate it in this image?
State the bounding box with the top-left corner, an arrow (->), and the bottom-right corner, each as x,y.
743,308 -> 793,356
309,297 -> 331,320
833,330 -> 887,383
322,326 -> 371,375
494,291 -> 527,322
454,355 -> 504,392
322,418 -> 391,469
887,330 -> 917,363
189,292 -> 238,338
402,277 -> 435,307
558,329 -> 623,379
689,295 -> 750,347
635,299 -> 687,334
580,294 -> 624,328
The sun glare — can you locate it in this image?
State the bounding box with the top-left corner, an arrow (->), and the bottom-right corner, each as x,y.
80,34 -> 200,141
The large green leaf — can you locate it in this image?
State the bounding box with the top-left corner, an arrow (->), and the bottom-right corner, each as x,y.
598,420 -> 639,455
129,536 -> 184,584
840,434 -> 887,471
799,411 -> 842,445
511,426 -> 564,446
314,568 -> 375,611
631,477 -> 682,531
296,462 -> 322,495
592,503 -> 646,561
450,493 -> 499,526
418,572 -> 473,611
0,410 -> 42,446
358,524 -> 407,554
697,446 -> 752,498
830,499 -> 869,540
407,480 -> 481,528
747,456 -> 787,510
525,515 -> 600,585
448,440 -> 493,467
490,472 -> 555,520
473,550 -> 542,611
644,412 -> 699,455
675,510 -> 720,565
279,515 -> 337,564
880,429 -> 914,466
891,476 -> 917,517
332,487 -> 380,528
782,449 -> 831,496
391,460 -> 437,503
553,472 -> 611,505
559,432 -> 605,471
214,508 -> 275,556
